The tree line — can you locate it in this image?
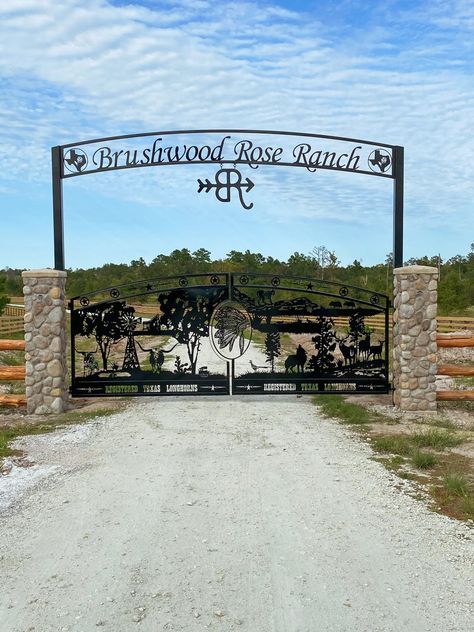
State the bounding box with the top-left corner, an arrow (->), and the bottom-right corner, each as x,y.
1,244 -> 473,316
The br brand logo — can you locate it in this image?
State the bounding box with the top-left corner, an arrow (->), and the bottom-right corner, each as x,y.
64,148 -> 88,173
368,148 -> 391,173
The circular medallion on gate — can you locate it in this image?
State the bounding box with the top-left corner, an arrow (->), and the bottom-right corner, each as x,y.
210,301 -> 252,361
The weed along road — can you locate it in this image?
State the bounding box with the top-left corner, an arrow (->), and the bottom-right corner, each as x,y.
0,398 -> 473,632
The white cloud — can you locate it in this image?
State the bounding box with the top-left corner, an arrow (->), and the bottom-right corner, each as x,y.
0,0 -> 473,267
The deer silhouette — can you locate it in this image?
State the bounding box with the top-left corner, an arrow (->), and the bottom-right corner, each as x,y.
369,340 -> 384,360
358,333 -> 371,360
338,341 -> 356,366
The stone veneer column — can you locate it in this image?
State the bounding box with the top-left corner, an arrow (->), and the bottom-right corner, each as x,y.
393,265 -> 438,411
22,269 -> 69,414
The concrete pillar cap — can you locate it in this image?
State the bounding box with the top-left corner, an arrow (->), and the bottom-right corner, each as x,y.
22,269 -> 67,279
394,265 -> 438,275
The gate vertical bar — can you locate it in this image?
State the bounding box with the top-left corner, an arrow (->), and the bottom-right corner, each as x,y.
69,298 -> 75,391
228,272 -> 233,395
385,298 -> 390,389
393,145 -> 404,269
52,146 -> 65,271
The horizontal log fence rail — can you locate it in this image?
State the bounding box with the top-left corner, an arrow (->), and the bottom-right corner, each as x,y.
0,339 -> 26,408
436,333 -> 474,402
0,339 -> 26,351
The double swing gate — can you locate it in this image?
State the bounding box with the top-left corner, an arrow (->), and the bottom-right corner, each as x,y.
70,273 -> 390,397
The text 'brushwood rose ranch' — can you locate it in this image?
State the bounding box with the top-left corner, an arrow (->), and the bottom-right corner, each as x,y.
89,136 -> 363,173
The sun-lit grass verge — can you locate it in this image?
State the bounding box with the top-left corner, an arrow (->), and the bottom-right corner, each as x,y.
312,394 -> 473,522
312,394 -> 392,425
411,450 -> 438,469
454,376 -> 474,388
411,428 -> 465,450
438,400 -> 474,414
0,351 -> 24,366
0,407 -> 120,466
0,331 -> 24,341
371,435 -> 412,455
432,471 -> 474,521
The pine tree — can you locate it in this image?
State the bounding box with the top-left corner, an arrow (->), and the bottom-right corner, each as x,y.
265,329 -> 281,372
0,273 -> 8,316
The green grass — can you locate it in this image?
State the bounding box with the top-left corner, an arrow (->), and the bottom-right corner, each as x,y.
411,450 -> 438,469
461,494 -> 474,519
454,376 -> 474,388
411,428 -> 464,450
443,472 -> 470,497
0,351 -> 24,366
0,408 -> 119,464
312,394 -> 473,522
313,394 -> 379,425
429,417 -> 456,430
371,435 -> 412,455
0,330 -> 24,341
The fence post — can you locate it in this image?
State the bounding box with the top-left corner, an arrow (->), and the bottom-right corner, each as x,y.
393,265 -> 438,411
22,269 -> 69,414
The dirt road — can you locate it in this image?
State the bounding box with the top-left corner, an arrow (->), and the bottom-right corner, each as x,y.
0,397 -> 473,632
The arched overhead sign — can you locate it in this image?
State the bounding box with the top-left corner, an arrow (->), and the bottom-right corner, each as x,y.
52,129 -> 403,269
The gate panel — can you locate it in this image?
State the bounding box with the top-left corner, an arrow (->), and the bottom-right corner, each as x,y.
70,274 -> 230,396
230,273 -> 390,395
70,272 -> 390,397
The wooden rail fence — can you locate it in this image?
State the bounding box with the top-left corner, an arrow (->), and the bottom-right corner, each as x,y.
0,315 -> 24,336
0,339 -> 26,408
436,334 -> 474,402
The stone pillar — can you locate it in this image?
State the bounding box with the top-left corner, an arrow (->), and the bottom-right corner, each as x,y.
393,266 -> 438,411
22,269 -> 69,414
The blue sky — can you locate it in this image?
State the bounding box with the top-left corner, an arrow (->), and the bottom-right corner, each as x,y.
0,0 -> 473,270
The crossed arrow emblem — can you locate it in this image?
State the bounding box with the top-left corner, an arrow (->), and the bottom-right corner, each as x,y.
197,168 -> 254,210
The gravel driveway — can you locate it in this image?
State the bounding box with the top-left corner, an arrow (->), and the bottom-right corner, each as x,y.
0,397 -> 473,632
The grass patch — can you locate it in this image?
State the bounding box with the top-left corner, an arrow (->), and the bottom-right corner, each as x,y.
454,376 -> 474,388
0,351 -> 24,366
313,394 -> 377,425
443,472 -> 470,497
371,435 -> 412,455
313,393 -> 474,522
0,331 -> 24,341
411,450 -> 438,469
461,495 -> 474,519
411,428 -> 464,450
433,471 -> 474,520
429,417 -> 456,430
0,407 -> 120,465
390,455 -> 405,467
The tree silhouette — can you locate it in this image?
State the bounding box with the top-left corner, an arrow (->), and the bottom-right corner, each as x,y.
265,329 -> 281,372
348,311 -> 367,345
73,301 -> 133,371
310,316 -> 337,373
158,288 -> 224,373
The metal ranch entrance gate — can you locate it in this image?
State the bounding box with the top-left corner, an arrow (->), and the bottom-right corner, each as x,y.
70,273 -> 390,397
52,128 -> 401,399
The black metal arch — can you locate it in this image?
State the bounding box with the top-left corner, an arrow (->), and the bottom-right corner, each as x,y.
52,128 -> 403,270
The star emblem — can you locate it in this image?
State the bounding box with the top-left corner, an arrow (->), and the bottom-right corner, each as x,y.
307,283 -> 313,290
146,283 -> 153,291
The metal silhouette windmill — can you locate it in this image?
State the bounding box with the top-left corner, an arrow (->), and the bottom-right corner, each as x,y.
120,310 -> 141,372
